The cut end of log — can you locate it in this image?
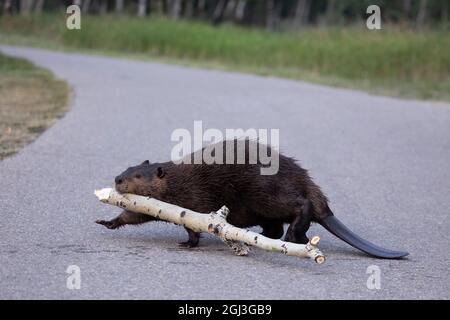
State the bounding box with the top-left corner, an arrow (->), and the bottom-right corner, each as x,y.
310,236 -> 320,246
315,255 -> 326,264
94,188 -> 113,201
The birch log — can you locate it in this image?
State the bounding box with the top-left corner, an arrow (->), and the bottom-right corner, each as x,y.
95,188 -> 326,264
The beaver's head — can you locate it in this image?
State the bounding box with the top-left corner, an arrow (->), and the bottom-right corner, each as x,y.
114,160 -> 167,197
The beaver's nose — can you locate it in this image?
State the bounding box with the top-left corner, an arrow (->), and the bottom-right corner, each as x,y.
115,177 -> 123,185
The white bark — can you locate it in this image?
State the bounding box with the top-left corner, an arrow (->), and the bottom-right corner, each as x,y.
95,188 -> 326,264
137,0 -> 147,17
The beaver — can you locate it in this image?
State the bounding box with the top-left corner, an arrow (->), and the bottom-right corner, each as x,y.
96,140 -> 408,259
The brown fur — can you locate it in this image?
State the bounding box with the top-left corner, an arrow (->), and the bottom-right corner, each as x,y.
97,140 -> 331,246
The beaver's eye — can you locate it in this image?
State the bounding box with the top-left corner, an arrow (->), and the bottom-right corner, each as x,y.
135,174 -> 142,179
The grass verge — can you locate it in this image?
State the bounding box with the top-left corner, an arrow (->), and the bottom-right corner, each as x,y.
0,53 -> 69,159
0,13 -> 449,101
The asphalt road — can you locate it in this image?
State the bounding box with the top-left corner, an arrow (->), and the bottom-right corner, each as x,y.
0,46 -> 449,299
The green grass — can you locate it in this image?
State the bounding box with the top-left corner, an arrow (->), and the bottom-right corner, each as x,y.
1,13 -> 449,101
0,53 -> 69,159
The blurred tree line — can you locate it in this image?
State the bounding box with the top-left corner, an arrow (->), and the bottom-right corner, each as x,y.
1,0 -> 448,29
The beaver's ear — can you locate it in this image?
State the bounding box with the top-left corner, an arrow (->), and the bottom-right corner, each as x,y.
141,160 -> 150,166
156,167 -> 165,178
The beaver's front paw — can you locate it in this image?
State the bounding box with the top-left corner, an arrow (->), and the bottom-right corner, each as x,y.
95,219 -> 121,229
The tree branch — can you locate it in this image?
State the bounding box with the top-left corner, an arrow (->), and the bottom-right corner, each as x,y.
95,188 -> 325,264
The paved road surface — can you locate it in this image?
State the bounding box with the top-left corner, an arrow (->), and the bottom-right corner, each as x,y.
1,46 -> 449,299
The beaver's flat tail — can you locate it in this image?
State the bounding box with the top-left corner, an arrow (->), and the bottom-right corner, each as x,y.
319,215 -> 409,259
